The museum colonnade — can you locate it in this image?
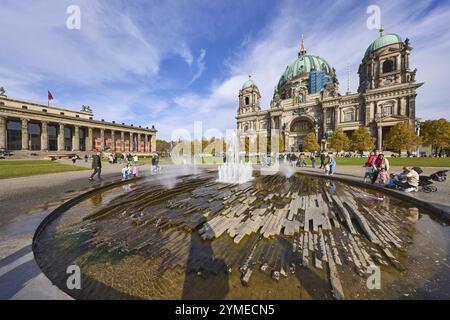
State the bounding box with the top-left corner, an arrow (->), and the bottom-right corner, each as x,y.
0,115 -> 155,153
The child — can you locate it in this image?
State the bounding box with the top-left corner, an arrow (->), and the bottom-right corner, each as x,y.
387,173 -> 397,188
363,162 -> 373,183
376,168 -> 389,185
132,165 -> 139,177
122,164 -> 131,180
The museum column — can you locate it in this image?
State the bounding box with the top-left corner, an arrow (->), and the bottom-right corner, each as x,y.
145,135 -> 149,152
100,128 -> 105,151
120,131 -> 125,152
129,132 -> 134,152
73,126 -> 80,151
21,118 -> 29,150
0,116 -> 6,150
111,130 -> 116,151
137,133 -> 141,153
86,127 -> 93,151
151,134 -> 156,153
41,121 -> 48,151
58,124 -> 65,151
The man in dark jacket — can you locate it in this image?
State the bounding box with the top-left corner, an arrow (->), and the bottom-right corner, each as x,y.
89,151 -> 102,181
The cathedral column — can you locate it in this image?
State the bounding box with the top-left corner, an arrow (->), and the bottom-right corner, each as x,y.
377,125 -> 383,151
0,116 -> 6,150
322,108 -> 327,134
409,95 -> 416,119
58,123 -> 65,151
41,121 -> 48,151
334,107 -> 340,129
21,118 -> 29,150
72,126 -> 80,151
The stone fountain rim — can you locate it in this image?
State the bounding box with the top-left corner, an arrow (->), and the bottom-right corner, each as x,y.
33,167 -> 449,254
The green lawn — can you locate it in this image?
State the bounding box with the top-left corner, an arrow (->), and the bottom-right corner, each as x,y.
104,155 -> 450,168
0,160 -> 89,178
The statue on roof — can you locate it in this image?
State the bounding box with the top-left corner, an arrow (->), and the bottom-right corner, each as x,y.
0,87 -> 6,97
81,105 -> 93,113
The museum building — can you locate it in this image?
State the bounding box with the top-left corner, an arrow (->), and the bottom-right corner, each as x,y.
0,95 -> 157,154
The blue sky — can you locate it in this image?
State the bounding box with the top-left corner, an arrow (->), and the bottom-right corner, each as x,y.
1,0 -> 449,139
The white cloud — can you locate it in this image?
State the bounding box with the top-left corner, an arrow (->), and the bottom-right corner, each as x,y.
189,49 -> 207,84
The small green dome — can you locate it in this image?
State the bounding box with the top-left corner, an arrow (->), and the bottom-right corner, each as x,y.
364,33 -> 402,57
277,55 -> 333,90
242,78 -> 257,90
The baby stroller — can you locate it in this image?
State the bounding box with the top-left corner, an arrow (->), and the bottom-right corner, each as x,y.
430,170 -> 448,182
418,175 -> 437,193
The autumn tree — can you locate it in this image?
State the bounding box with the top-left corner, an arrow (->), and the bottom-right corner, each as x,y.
350,128 -> 375,153
420,119 -> 450,154
303,132 -> 321,152
329,128 -> 350,152
384,122 -> 420,154
156,139 -> 172,156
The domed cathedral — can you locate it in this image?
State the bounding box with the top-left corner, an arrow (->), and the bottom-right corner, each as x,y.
236,30 -> 423,152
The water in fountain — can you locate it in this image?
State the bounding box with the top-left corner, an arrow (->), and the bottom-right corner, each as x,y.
217,131 -> 253,184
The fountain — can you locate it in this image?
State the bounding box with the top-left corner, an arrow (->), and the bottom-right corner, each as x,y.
33,170 -> 450,300
217,131 -> 253,184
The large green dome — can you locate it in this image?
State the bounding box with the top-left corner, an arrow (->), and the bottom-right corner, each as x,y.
364,33 -> 402,57
277,54 -> 333,90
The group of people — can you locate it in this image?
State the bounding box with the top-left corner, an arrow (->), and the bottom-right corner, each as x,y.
88,151 -> 161,181
108,153 -> 140,165
364,151 -> 420,192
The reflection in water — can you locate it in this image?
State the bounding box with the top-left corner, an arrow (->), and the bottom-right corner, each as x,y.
34,171 -> 450,300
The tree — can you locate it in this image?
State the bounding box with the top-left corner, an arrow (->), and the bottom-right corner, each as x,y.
350,128 -> 375,153
329,128 -> 350,151
384,121 -> 420,154
420,119 -> 450,154
303,132 -> 321,152
156,139 -> 171,155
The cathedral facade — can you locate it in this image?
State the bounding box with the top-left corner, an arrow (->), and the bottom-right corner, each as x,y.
236,31 -> 423,152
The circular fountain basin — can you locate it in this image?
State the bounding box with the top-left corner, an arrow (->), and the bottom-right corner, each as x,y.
33,168 -> 450,300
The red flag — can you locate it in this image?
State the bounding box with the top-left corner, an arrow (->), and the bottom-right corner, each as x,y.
48,91 -> 54,100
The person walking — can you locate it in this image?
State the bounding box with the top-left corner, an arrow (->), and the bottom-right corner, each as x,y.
89,151 -> 102,181
323,153 -> 330,175
310,153 -> 316,168
320,152 -> 325,169
328,154 -> 336,176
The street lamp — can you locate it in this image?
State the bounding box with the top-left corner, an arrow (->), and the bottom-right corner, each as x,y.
415,118 -> 421,157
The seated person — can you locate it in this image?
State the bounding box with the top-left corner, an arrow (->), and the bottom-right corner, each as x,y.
396,166 -> 419,192
386,173 -> 397,188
